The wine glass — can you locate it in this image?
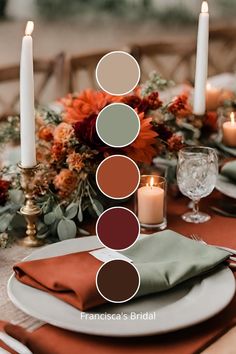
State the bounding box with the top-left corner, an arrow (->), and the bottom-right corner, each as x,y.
177,146 -> 218,223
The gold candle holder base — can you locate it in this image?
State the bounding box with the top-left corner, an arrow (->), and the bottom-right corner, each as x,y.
18,164 -> 44,247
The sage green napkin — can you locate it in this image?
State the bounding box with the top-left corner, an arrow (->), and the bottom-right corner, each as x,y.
122,230 -> 230,297
221,160 -> 236,182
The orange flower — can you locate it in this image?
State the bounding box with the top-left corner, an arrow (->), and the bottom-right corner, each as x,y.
61,90 -> 120,124
124,112 -> 157,164
51,142 -> 66,162
67,152 -> 84,172
54,122 -> 74,143
36,145 -> 52,163
38,125 -> 54,142
54,169 -> 78,197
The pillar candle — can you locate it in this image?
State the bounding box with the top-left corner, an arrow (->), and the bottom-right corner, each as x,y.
20,21 -> 36,168
193,1 -> 209,116
137,178 -> 164,225
223,112 -> 236,147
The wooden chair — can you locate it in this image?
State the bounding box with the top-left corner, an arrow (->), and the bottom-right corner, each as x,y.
208,26 -> 236,75
0,52 -> 65,120
130,40 -> 196,84
130,26 -> 236,85
68,50 -> 112,93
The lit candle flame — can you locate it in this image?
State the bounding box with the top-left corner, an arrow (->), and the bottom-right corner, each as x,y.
230,112 -> 235,125
201,1 -> 208,13
150,177 -> 154,188
206,83 -> 211,90
25,21 -> 34,36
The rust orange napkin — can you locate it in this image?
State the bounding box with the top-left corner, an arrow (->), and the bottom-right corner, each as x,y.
1,317 -> 236,354
14,251 -> 104,311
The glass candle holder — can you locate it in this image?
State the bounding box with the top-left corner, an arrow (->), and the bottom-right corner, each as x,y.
135,175 -> 167,231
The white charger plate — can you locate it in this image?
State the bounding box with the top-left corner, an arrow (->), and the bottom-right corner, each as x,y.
216,175 -> 236,199
8,236 -> 235,337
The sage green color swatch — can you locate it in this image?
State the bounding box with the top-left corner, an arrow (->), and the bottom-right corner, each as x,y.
96,103 -> 140,148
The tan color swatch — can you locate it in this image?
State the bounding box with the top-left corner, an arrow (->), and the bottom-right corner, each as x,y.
96,51 -> 140,95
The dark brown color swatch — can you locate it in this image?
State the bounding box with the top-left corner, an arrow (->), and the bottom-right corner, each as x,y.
96,155 -> 140,199
96,207 -> 140,250
96,260 -> 140,303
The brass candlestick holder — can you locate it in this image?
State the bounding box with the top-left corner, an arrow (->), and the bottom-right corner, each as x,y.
18,164 -> 44,247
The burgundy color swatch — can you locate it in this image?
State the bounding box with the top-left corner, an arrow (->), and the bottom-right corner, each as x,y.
96,207 -> 140,250
96,260 -> 140,303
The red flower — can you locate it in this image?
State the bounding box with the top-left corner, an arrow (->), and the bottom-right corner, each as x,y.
168,94 -> 191,116
154,123 -> 173,142
74,114 -> 103,148
146,92 -> 163,110
0,179 -> 10,205
121,92 -> 162,113
167,135 -> 184,152
202,111 -> 218,135
121,95 -> 142,110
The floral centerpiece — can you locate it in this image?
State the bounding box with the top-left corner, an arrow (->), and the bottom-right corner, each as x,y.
0,73 -> 230,246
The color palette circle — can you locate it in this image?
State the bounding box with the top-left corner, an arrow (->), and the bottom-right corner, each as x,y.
96,260 -> 140,303
96,155 -> 140,199
96,51 -> 140,95
96,103 -> 140,148
96,207 -> 140,251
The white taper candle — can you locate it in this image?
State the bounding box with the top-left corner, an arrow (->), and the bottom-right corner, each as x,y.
193,1 -> 209,115
20,21 -> 36,168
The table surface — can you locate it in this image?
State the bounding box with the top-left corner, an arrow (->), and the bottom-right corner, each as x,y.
1,190 -> 236,350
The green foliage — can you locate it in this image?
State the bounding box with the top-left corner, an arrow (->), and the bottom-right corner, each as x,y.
141,71 -> 175,97
216,0 -> 236,15
0,117 -> 20,148
40,108 -> 62,125
57,219 -> 77,240
157,5 -> 196,25
36,0 -> 129,19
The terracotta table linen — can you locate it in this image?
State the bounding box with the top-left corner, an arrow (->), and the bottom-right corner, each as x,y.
1,191 -> 236,354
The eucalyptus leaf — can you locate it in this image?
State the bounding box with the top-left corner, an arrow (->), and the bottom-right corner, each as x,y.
77,203 -> 83,222
44,212 -> 56,225
38,223 -> 49,234
57,219 -> 77,240
8,190 -> 25,205
65,203 -> 78,219
37,224 -> 50,238
77,228 -> 90,236
54,205 -> 63,219
91,199 -> 104,217
0,213 -> 14,232
0,204 -> 12,215
50,220 -> 59,238
11,213 -> 26,229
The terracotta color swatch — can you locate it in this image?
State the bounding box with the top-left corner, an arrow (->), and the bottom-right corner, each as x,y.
96,207 -> 140,250
96,51 -> 140,95
96,155 -> 140,199
96,259 -> 140,303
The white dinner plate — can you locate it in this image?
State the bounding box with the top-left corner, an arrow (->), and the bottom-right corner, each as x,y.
8,236 -> 235,337
216,175 -> 236,199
